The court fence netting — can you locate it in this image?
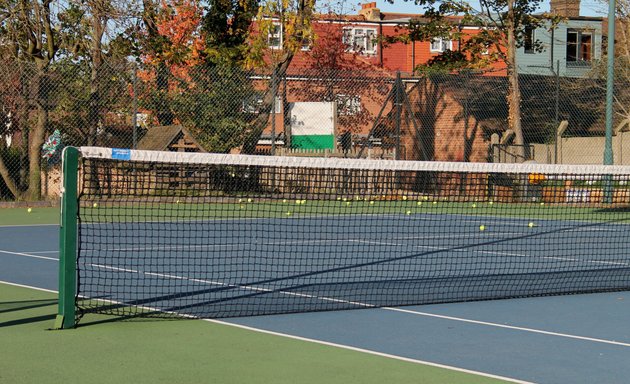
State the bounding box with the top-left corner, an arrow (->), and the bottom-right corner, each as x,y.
55,146 -> 630,328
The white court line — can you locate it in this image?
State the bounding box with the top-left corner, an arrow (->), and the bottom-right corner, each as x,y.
206,319 -> 535,384
0,249 -> 58,261
385,307 -> 630,348
0,223 -> 58,228
0,279 -> 534,384
80,262 -> 630,349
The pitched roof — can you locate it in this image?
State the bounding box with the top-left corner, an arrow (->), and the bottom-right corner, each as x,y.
137,125 -> 206,152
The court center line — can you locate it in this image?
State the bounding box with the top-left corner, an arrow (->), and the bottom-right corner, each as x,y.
384,307 -> 630,348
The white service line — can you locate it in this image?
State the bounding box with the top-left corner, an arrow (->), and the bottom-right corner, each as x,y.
384,307 -> 630,348
0,249 -> 58,261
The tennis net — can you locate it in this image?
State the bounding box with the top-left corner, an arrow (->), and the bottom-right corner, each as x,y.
60,147 -> 630,323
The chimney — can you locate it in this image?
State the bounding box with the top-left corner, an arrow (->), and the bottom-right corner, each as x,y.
359,2 -> 381,21
550,0 -> 580,17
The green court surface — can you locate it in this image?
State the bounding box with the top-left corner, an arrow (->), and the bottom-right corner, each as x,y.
0,206 -> 59,226
0,283 -> 509,384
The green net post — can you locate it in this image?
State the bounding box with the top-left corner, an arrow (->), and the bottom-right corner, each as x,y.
54,147 -> 79,329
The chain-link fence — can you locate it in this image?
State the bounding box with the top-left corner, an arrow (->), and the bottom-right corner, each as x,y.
0,56 -> 627,201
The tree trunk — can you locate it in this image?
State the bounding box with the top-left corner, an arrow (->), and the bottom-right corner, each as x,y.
0,154 -> 20,199
506,0 -> 525,160
88,14 -> 105,146
241,53 -> 294,154
28,103 -> 46,200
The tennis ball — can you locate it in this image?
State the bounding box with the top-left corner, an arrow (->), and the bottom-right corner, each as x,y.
417,202 -> 422,206
472,203 -> 477,208
402,196 -> 408,201
406,210 -> 411,215
238,198 -> 243,203
369,201 -> 375,205
479,225 -> 486,231
176,200 -> 180,204
345,201 -> 351,206
27,208 -> 32,213
301,200 -> 306,205
528,222 -> 535,228
240,205 -> 245,209
433,201 -> 437,205
343,198 -> 347,202
286,211 -> 292,216
336,197 -> 341,201
423,196 -> 429,201
283,199 -> 287,203
93,203 -> 98,208
247,198 -> 253,203
540,202 -> 545,206
295,199 -> 301,204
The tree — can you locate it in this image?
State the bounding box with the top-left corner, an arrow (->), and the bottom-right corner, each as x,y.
404,0 -> 559,158
0,0 -> 73,200
240,0 -> 315,153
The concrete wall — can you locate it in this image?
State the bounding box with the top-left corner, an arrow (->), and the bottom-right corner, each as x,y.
531,134 -> 630,165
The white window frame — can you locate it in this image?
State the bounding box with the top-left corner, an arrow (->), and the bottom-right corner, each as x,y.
342,27 -> 377,55
430,37 -> 452,53
336,94 -> 361,116
267,23 -> 283,50
242,96 -> 282,114
524,27 -> 536,54
566,29 -> 594,66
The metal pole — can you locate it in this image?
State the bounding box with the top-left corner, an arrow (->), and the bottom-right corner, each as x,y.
554,60 -> 559,164
395,72 -> 402,160
603,0 -> 617,203
132,62 -> 138,149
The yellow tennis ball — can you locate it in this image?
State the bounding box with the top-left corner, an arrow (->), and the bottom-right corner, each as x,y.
93,203 -> 98,208
417,201 -> 422,206
528,222 -> 535,228
283,199 -> 287,203
295,199 -> 301,204
489,201 -> 494,205
27,208 -> 32,213
286,211 -> 292,216
247,198 -> 253,203
540,202 -> 545,206
433,201 -> 437,205
369,201 -> 375,205
479,225 -> 486,231
406,210 -> 411,215
472,203 -> 477,208
402,196 -> 408,201
301,200 -> 306,204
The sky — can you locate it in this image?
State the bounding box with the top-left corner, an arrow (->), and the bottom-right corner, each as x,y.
354,0 -> 608,17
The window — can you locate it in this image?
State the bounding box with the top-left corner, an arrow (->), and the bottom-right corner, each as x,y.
430,37 -> 452,53
524,27 -> 535,54
567,29 -> 593,66
267,23 -> 282,49
336,94 -> 361,116
342,28 -> 377,54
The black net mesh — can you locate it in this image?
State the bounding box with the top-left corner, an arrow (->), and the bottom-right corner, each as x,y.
75,149 -> 630,321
